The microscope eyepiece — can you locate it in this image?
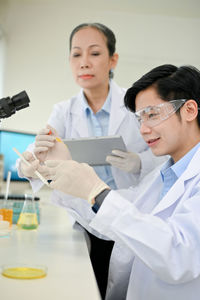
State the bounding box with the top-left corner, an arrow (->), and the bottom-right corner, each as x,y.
0,91 -> 30,119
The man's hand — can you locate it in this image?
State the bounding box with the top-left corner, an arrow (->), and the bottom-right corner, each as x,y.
45,160 -> 109,203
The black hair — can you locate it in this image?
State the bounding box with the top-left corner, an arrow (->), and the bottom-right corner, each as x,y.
124,64 -> 200,126
69,22 -> 116,78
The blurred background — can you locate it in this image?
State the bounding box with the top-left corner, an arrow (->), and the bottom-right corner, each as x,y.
0,0 -> 200,133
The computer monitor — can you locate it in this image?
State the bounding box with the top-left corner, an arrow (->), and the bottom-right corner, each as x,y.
0,129 -> 36,181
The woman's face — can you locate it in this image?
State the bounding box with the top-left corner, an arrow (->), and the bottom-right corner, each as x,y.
69,27 -> 117,90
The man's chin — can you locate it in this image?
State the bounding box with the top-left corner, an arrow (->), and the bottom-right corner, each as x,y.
151,148 -> 166,157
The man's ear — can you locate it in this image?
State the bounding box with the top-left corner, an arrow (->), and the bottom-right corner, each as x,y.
183,100 -> 199,121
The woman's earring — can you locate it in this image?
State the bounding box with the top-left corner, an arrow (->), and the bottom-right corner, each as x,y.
109,69 -> 114,79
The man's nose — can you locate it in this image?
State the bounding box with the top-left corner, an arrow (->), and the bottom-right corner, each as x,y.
140,122 -> 152,134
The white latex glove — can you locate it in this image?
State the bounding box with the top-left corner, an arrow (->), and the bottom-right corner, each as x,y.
106,150 -> 141,173
45,160 -> 109,204
19,151 -> 51,179
34,125 -> 71,162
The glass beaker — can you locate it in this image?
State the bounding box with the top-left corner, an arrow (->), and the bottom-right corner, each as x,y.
0,199 -> 13,227
17,195 -> 38,230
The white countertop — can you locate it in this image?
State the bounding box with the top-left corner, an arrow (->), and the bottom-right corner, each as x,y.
0,189 -> 101,300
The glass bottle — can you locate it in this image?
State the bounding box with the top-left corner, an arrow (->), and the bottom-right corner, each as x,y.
17,194 -> 38,230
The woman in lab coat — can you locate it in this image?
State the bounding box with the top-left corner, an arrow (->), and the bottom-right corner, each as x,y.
27,22 -> 164,222
45,64 -> 200,300
19,23 -> 165,300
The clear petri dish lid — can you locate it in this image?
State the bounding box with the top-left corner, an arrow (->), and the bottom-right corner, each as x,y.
1,264 -> 47,279
0,220 -> 9,229
0,220 -> 11,238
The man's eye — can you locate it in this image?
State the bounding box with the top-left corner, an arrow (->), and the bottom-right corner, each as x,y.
148,113 -> 159,119
136,116 -> 142,123
91,52 -> 100,56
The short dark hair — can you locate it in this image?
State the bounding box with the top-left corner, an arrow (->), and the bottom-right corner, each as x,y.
124,64 -> 200,126
69,23 -> 116,79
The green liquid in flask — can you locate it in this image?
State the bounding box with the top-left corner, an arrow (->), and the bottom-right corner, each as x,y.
17,213 -> 38,230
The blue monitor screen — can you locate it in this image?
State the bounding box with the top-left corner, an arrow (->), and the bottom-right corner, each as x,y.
0,130 -> 36,181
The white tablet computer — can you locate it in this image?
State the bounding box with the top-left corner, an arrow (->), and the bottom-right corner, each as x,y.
63,135 -> 126,166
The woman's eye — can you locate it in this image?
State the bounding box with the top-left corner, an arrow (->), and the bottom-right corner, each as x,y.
72,53 -> 80,57
91,52 -> 100,56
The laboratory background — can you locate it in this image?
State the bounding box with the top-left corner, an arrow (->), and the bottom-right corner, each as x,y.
0,1 -> 200,299
0,0 -> 200,133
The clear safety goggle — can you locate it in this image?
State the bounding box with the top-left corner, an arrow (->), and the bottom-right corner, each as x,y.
135,99 -> 187,128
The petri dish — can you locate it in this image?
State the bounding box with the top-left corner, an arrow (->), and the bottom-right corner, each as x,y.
1,264 -> 47,279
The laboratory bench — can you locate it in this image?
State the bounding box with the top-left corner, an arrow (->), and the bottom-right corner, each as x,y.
0,182 -> 101,300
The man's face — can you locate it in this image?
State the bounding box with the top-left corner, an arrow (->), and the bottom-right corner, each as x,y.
135,86 -> 187,162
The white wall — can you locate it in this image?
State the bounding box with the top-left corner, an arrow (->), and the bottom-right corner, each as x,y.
1,0 -> 200,133
0,26 -> 6,98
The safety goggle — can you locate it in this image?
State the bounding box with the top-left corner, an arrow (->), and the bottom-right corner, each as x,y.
135,99 -> 187,128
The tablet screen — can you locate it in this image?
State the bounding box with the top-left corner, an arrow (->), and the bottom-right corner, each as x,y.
63,135 -> 126,166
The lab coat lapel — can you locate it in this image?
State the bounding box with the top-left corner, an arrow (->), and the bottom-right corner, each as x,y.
152,147 -> 200,215
152,179 -> 185,215
108,81 -> 127,135
70,91 -> 89,137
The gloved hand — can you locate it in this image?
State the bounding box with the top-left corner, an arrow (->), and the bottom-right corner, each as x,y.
34,125 -> 71,162
106,150 -> 141,173
19,151 -> 51,179
45,160 -> 109,204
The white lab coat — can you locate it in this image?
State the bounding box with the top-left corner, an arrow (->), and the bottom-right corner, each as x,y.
90,147 -> 200,300
29,80 -> 165,233
48,80 -> 164,187
24,80 -> 166,300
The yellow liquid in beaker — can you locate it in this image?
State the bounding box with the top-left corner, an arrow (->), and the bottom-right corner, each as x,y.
2,267 -> 46,279
17,213 -> 38,230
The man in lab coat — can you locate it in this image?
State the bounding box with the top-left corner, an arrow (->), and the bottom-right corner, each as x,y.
46,64 -> 200,300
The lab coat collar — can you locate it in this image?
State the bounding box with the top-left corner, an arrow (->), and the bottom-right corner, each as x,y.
70,90 -> 89,137
108,81 -> 127,135
71,89 -> 86,116
70,82 -> 116,116
152,146 -> 200,215
69,81 -> 127,137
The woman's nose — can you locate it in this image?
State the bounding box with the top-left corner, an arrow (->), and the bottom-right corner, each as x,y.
80,55 -> 90,69
81,64 -> 89,69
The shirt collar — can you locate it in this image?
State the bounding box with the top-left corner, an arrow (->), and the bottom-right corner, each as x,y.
81,83 -> 112,115
160,142 -> 200,181
160,157 -> 174,182
171,142 -> 200,178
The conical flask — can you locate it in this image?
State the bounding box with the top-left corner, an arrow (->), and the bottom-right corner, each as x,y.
17,194 -> 38,230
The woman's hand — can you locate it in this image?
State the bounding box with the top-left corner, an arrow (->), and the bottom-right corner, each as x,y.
34,125 -> 71,162
106,150 -> 141,173
20,151 -> 51,179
